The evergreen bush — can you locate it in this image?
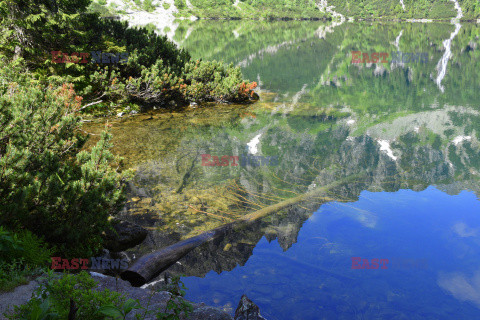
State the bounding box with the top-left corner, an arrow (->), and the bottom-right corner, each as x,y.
0,60 -> 129,257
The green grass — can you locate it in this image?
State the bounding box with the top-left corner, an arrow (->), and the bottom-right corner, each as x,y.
0,261 -> 44,292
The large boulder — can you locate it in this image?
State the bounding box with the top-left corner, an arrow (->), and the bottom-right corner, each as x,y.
234,294 -> 266,320
104,219 -> 148,252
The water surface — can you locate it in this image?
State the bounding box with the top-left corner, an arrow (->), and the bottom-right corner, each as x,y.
88,19 -> 480,319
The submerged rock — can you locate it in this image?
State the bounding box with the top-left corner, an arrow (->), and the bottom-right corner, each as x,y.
189,305 -> 233,320
234,294 -> 267,320
104,219 -> 148,252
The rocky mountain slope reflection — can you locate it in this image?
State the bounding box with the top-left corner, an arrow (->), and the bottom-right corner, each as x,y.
87,21 -> 480,282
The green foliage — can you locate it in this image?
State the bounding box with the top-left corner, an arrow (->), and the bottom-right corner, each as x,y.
0,60 -> 129,257
181,0 -> 325,18
0,0 -> 255,111
6,272 -> 193,320
0,227 -> 51,292
39,17 -> 192,107
175,20 -> 335,96
240,0 -> 320,18
156,276 -> 193,320
142,0 -> 156,12
8,271 -> 131,320
87,54 -> 257,107
125,58 -> 187,107
0,259 -> 44,293
184,60 -> 257,103
88,0 -> 327,18
0,228 -> 52,267
0,228 -> 24,260
0,0 -> 92,64
96,299 -> 142,319
327,0 -> 477,19
174,0 -> 186,9
15,296 -> 60,320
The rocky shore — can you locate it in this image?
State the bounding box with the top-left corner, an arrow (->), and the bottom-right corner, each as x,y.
0,218 -> 268,320
0,272 -> 266,320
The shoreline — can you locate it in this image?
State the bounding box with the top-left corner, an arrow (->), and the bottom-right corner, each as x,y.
0,272 -> 239,320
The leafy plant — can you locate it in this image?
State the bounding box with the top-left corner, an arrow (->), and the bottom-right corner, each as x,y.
0,227 -> 24,260
183,60 -> 257,103
96,299 -> 142,319
8,271 -> 130,320
156,275 -> 193,320
19,297 -> 60,320
0,259 -> 44,292
0,227 -> 51,292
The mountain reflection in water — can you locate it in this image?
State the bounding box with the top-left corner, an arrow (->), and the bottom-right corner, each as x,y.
84,20 -> 480,319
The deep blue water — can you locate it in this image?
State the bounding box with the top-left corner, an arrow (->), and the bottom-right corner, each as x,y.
183,187 -> 480,319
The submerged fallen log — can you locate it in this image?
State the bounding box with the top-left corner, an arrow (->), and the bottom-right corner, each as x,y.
121,222 -> 237,286
121,174 -> 362,286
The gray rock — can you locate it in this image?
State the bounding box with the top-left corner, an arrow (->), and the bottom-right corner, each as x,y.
234,294 -> 266,320
0,280 -> 39,319
189,305 -> 233,320
104,219 -> 148,252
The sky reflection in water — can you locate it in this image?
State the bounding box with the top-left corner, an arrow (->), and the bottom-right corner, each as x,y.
183,188 -> 480,319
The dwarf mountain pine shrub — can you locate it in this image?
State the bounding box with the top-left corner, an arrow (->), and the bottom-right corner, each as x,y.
0,60 -> 129,257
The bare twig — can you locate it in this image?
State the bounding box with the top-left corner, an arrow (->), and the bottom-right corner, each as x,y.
79,100 -> 103,111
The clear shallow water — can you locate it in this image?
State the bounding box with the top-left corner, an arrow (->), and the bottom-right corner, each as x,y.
87,19 -> 480,319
